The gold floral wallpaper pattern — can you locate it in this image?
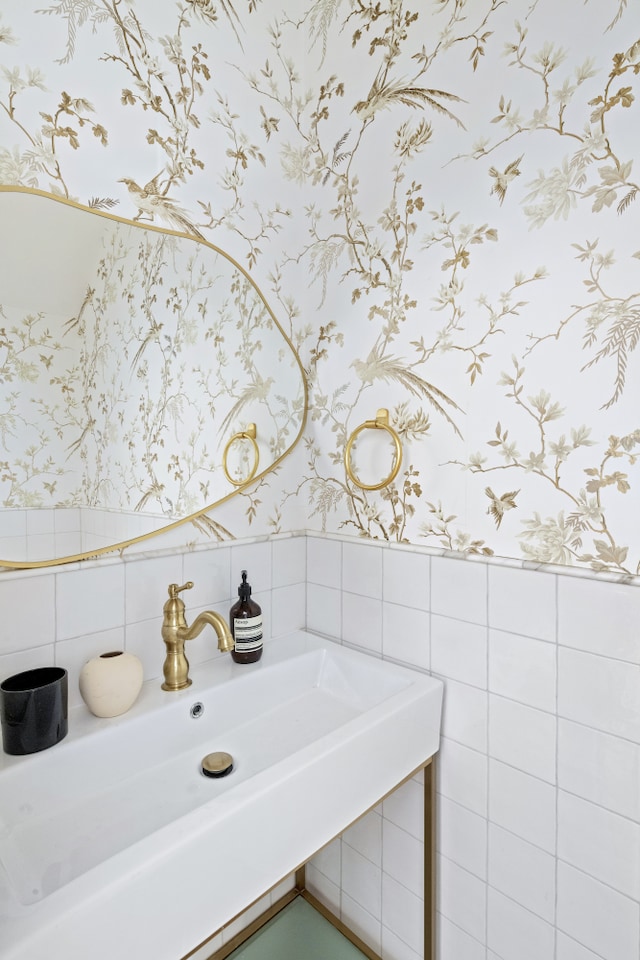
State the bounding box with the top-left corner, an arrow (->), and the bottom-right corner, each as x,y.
1,0 -> 639,573
0,193 -> 304,528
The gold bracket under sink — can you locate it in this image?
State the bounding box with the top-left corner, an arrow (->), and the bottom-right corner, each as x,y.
183,758 -> 436,960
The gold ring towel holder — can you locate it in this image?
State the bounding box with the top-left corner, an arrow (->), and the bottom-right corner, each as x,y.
222,423 -> 259,486
344,408 -> 402,491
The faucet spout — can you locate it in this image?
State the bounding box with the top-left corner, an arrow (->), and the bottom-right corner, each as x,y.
160,582 -> 233,691
184,610 -> 234,652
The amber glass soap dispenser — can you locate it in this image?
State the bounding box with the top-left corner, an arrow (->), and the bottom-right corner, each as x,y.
230,570 -> 263,663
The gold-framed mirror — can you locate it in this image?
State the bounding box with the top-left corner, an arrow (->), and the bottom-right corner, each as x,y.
0,186 -> 307,568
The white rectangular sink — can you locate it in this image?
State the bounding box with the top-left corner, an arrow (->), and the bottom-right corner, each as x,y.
0,631 -> 443,960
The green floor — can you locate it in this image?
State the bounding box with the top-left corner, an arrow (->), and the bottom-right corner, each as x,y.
229,898 -> 369,960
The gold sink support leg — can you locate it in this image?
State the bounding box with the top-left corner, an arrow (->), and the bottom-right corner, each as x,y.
197,758 -> 437,960
424,757 -> 436,960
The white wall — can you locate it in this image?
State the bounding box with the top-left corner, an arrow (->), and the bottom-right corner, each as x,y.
1,535 -> 639,960
305,534 -> 640,960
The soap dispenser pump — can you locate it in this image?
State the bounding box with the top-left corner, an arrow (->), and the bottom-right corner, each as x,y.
230,570 -> 263,663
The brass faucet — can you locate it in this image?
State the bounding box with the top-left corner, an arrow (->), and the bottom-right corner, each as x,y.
161,581 -> 234,691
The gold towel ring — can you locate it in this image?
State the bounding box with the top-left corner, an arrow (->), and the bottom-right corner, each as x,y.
344,408 -> 402,491
222,423 -> 259,486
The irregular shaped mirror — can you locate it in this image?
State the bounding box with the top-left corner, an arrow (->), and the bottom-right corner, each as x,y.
0,187 -> 306,567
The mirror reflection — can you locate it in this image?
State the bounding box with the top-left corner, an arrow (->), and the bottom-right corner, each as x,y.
0,188 -> 306,566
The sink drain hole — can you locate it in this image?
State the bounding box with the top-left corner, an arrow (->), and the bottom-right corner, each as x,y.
201,751 -> 234,778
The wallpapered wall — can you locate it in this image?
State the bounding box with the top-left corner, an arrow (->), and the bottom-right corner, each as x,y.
1,0 -> 639,574
0,198 -> 302,518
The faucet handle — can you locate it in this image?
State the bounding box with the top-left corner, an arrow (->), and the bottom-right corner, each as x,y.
167,581 -> 194,599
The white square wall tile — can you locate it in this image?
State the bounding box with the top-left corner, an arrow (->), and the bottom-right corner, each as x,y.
438,737 -> 488,818
489,628 -> 556,713
306,536 -> 342,589
437,915 -> 486,960
0,572 -> 55,654
341,893 -> 381,955
489,695 -> 556,783
383,777 -> 424,840
342,541 -> 383,599
183,547 -> 231,607
558,576 -> 640,663
437,796 -> 487,880
271,583 -> 305,637
489,760 -> 556,853
228,541 -> 272,594
0,644 -> 55,686
342,844 -> 381,917
440,679 -> 487,753
56,563 -> 125,640
558,719 -> 640,822
558,790 -> 640,900
487,887 -> 554,960
342,592 -> 382,655
557,861 -> 640,960
382,820 -> 424,897
488,823 -> 555,922
431,616 -> 487,689
382,873 -> 424,957
488,566 -> 556,641
431,556 -> 487,625
125,554 -> 184,625
382,925 -> 422,960
306,583 -> 341,638
306,864 -> 340,916
271,536 -> 306,587
343,810 -> 382,867
437,856 -> 486,944
556,932 -> 608,960
125,616 -> 164,683
310,837 -> 341,886
55,627 -> 126,709
559,646 -> 640,742
382,600 -> 429,670
383,548 -> 430,610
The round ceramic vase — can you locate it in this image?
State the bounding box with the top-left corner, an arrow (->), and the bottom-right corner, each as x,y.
79,651 -> 143,718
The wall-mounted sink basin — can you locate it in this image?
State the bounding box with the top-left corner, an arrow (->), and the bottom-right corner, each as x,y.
0,631 -> 443,960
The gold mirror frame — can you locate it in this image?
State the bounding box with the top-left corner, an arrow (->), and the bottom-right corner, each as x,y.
0,186 -> 308,569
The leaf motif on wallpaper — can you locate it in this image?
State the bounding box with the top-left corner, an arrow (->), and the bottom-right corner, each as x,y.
420,500 -> 494,556
581,304 -> 640,408
350,347 -> 462,436
353,79 -> 465,127
456,22 -> 640,225
519,512 -> 579,565
307,0 -> 345,65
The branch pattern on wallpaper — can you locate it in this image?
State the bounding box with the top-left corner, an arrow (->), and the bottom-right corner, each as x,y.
1,0 -> 639,574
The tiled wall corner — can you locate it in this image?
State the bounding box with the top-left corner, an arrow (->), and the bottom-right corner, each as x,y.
306,536 -> 640,960
2,534 -> 640,960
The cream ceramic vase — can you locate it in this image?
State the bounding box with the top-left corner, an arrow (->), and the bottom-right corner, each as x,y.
79,651 -> 143,718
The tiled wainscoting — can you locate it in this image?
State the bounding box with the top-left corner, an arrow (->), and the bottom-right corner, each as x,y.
305,536 -> 640,960
1,532 -> 639,960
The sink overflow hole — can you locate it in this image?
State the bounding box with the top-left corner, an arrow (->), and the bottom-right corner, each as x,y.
190,701 -> 204,719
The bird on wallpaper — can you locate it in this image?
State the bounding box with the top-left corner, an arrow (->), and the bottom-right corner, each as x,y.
484,486 -> 520,529
219,374 -> 275,436
118,177 -> 206,241
488,154 -> 524,204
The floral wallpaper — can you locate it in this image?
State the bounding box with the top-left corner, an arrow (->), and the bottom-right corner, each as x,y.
0,192 -> 304,536
1,0 -> 639,574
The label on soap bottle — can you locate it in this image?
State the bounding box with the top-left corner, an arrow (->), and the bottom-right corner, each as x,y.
233,615 -> 263,653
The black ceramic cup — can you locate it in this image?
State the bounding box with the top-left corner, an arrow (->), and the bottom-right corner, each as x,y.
0,666 -> 68,755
